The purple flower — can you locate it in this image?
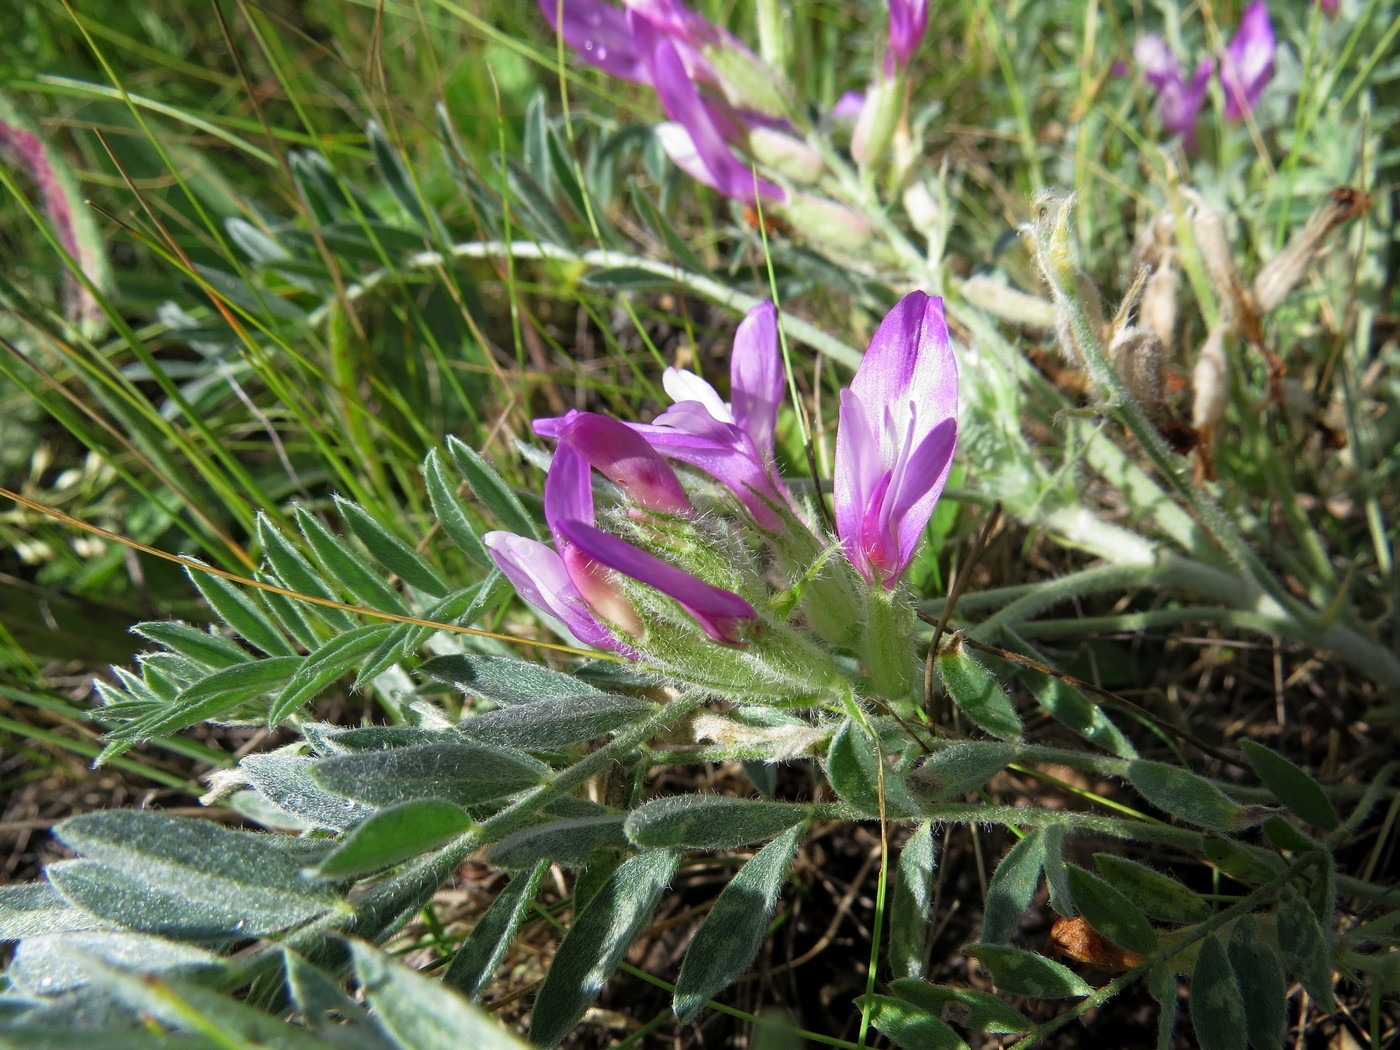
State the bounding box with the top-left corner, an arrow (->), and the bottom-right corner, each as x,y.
885,0 -> 929,75
488,414 -> 759,650
1220,1 -> 1275,121
833,292 -> 958,588
1134,35 -> 1213,147
538,0 -> 648,81
629,302 -> 792,529
634,18 -> 786,203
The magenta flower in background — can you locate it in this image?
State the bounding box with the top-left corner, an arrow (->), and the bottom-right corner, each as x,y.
833,292 -> 958,588
633,18 -> 786,203
885,0 -> 929,74
1220,1 -> 1275,121
1133,35 -> 1213,147
488,413 -> 759,650
629,302 -> 793,529
538,0 -> 649,82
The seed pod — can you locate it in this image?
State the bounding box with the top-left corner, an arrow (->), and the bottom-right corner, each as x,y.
1253,186 -> 1372,314
962,275 -> 1056,330
1139,262 -> 1179,351
1191,326 -> 1229,433
1186,190 -> 1261,344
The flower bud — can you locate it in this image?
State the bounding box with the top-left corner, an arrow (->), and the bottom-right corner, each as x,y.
851,75 -> 902,174
1191,326 -> 1229,433
744,125 -> 824,183
1139,263 -> 1179,351
775,194 -> 887,260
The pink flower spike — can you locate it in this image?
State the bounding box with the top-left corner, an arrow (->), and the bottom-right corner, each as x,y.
555,518 -> 758,644
1221,1 -> 1275,121
833,292 -> 958,587
556,411 -> 693,515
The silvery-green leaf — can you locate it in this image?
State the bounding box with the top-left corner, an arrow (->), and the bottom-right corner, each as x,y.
311,741 -> 547,808
1227,916 -> 1285,1050
825,720 -> 920,818
0,884 -> 105,941
1277,885 -> 1335,1011
861,994 -> 969,1050
1093,855 -> 1210,925
625,795 -> 809,850
1128,761 -> 1265,833
1240,741 -> 1338,830
981,831 -> 1043,944
487,816 -> 629,870
528,850 -> 679,1047
446,436 -> 540,542
8,932 -> 220,996
887,979 -> 1033,1034
240,752 -> 364,832
938,646 -> 1022,742
1064,864 -> 1157,955
459,693 -> 656,751
311,800 -> 476,880
420,654 -> 599,707
673,824 -> 803,1022
909,742 -> 1014,802
1189,934 -> 1246,1050
889,823 -> 937,981
965,945 -> 1091,998
353,941 -> 530,1050
445,863 -> 548,1001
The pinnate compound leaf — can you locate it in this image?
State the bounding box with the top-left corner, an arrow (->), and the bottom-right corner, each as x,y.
311,800 -> 476,880
965,945 -> 1092,999
1127,760 -> 1263,832
887,979 -> 1033,1034
187,567 -> 295,657
889,823 -> 938,983
352,941 -> 530,1050
625,795 -> 808,850
1190,934 -> 1246,1050
104,656 -> 302,744
1239,741 -> 1338,830
861,994 -> 969,1050
0,883 -> 105,940
460,693 -> 657,751
421,653 -> 600,706
1227,915 -> 1286,1050
445,863 -> 548,1000
311,742 -> 547,808
333,496 -> 447,597
268,623 -> 400,726
981,830 -> 1044,944
938,645 -> 1022,742
256,516 -> 357,631
1277,885 -> 1336,1011
294,506 -> 411,616
487,815 -> 629,870
424,448 -> 493,568
673,824 -> 803,1022
1093,854 -> 1210,924
446,435 -> 541,541
826,720 -> 920,818
1064,864 -> 1157,955
529,850 -> 680,1047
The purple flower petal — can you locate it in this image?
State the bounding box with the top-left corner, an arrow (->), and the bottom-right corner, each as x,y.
636,20 -> 786,203
555,517 -> 757,643
1221,1 -> 1275,121
483,530 -> 633,652
833,292 -> 959,587
886,0 -> 929,73
539,0 -> 649,82
729,301 -> 783,458
556,411 -> 693,515
1134,36 -> 1211,146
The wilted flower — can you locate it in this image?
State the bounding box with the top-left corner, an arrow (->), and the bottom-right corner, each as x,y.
486,413 -> 758,651
1220,1 -> 1275,121
833,292 -> 958,588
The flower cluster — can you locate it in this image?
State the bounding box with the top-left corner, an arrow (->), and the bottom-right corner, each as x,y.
1134,1 -> 1275,148
485,293 -> 958,684
540,0 -> 931,202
